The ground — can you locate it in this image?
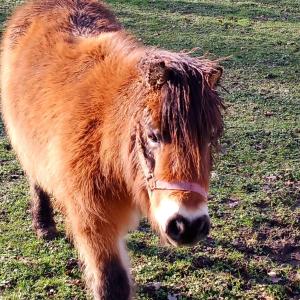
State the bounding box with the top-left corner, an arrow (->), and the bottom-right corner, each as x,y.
0,0 -> 299,299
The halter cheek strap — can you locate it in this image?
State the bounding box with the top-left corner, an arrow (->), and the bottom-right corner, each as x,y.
136,130 -> 208,199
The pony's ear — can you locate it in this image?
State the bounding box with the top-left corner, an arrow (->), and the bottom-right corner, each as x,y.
140,60 -> 169,88
204,66 -> 223,89
148,61 -> 168,87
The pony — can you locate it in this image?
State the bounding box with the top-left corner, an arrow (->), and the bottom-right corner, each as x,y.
1,0 -> 224,299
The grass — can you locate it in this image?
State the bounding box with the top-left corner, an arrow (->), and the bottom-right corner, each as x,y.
0,0 -> 299,299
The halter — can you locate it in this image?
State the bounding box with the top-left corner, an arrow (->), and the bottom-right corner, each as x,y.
137,131 -> 208,199
147,176 -> 208,198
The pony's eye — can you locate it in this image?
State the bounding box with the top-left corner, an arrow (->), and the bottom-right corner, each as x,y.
148,132 -> 160,144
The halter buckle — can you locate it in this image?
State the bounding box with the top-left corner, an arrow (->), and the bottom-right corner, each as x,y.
147,175 -> 156,191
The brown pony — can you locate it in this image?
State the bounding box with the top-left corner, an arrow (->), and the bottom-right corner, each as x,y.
1,0 -> 224,299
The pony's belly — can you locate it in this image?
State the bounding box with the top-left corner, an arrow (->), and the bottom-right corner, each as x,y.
2,89 -> 62,196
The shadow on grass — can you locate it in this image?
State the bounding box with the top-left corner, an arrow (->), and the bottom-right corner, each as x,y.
136,283 -> 198,300
111,0 -> 299,23
0,2 -> 17,27
128,238 -> 299,298
128,220 -> 299,298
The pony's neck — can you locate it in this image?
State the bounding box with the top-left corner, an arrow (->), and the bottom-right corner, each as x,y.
90,33 -> 144,184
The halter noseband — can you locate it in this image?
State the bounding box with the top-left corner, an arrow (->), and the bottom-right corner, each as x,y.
137,131 -> 208,199
147,176 -> 208,198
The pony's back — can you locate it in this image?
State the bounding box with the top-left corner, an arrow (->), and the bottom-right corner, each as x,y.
1,0 -> 140,194
5,0 -> 121,46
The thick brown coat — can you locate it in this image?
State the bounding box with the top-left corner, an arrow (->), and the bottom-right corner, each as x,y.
1,1 -> 224,299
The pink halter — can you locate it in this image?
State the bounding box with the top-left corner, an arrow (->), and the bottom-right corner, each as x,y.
147,177 -> 208,198
136,127 -> 208,199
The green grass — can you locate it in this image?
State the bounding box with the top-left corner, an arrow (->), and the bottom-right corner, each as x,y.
1,0 -> 300,299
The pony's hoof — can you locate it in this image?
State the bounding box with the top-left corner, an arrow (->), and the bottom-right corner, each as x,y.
36,226 -> 57,240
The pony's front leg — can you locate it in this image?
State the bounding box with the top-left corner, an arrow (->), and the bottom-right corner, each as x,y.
66,204 -> 132,300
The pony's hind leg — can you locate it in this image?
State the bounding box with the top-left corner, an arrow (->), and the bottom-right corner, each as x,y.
30,183 -> 57,239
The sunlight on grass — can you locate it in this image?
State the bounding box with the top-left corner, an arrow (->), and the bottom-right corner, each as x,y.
0,0 -> 299,299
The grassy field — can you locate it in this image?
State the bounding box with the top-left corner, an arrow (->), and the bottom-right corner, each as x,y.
0,0 -> 299,299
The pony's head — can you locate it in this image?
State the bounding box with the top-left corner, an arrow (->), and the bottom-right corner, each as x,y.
130,50 -> 224,246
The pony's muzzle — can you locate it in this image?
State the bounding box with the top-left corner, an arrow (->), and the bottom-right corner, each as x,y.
165,214 -> 210,246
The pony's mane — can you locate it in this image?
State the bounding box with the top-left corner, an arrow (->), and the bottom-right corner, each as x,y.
140,50 -> 224,172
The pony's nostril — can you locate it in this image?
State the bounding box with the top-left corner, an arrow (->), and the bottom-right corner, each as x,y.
192,215 -> 211,237
166,216 -> 187,242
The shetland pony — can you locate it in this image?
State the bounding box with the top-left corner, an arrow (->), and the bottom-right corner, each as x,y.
1,0 -> 224,299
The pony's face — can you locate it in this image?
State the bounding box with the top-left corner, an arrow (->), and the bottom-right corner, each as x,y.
137,118 -> 211,246
136,52 -> 224,246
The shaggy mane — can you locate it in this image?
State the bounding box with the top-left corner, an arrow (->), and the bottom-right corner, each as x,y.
141,51 -> 224,171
